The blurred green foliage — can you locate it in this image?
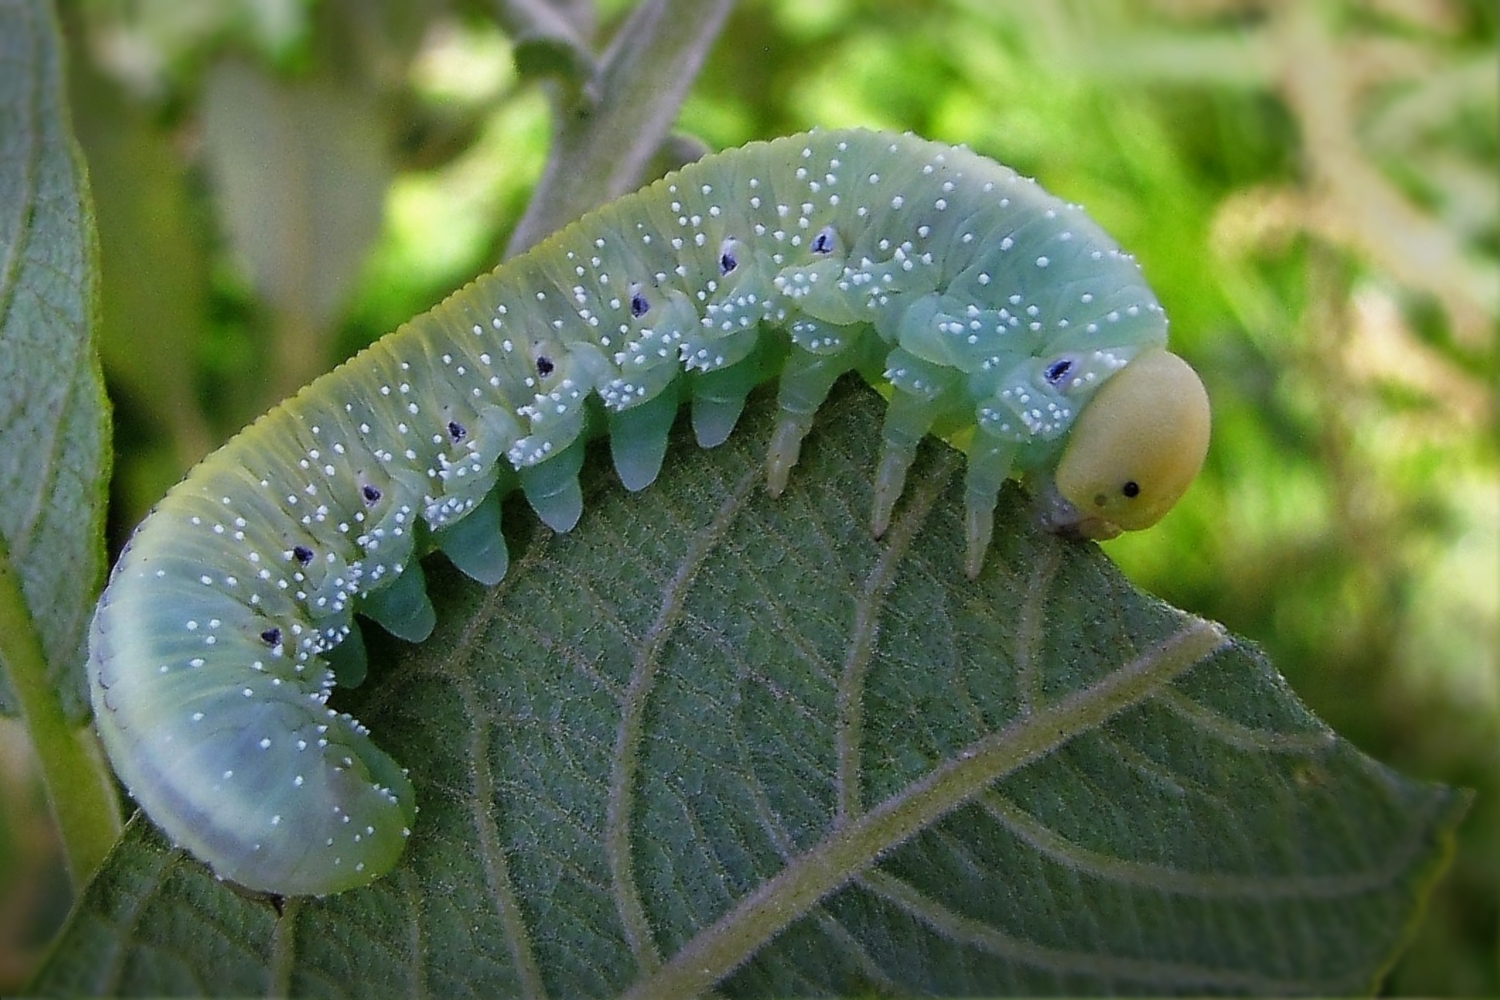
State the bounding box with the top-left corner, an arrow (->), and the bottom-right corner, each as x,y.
1,0 -> 1493,993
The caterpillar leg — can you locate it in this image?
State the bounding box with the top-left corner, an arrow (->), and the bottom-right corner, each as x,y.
962,433 -> 1019,578
608,385 -> 681,492
434,490 -> 509,586
362,560 -> 436,642
872,390 -> 953,537
518,436 -> 587,533
324,618 -> 369,687
690,351 -> 764,448
872,345 -> 966,535
766,347 -> 859,495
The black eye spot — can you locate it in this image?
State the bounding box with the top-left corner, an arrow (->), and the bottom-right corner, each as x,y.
1122,481 -> 1141,498
811,226 -> 837,255
362,484 -> 382,505
719,249 -> 737,275
292,545 -> 314,566
260,627 -> 282,647
1043,358 -> 1073,385
630,291 -> 650,317
535,355 -> 554,377
447,420 -> 466,442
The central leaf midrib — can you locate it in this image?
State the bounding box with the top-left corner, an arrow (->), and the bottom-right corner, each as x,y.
619,616 -> 1230,999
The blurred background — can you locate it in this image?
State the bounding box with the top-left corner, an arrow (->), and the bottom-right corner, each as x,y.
1,0 -> 1494,992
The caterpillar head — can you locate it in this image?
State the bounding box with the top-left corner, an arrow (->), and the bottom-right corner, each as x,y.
1040,348 -> 1210,540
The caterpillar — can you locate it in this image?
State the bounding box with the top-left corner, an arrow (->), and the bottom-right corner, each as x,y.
88,129 -> 1210,896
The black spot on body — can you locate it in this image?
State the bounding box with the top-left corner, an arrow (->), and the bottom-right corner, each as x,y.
292,546 -> 314,566
811,227 -> 837,255
536,355 -> 555,377
362,484 -> 382,505
1122,481 -> 1140,498
448,420 -> 466,442
260,627 -> 282,647
719,249 -> 738,274
1043,358 -> 1073,385
630,292 -> 650,317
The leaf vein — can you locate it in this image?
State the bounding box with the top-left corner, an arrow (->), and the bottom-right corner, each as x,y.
1155,686 -> 1336,753
606,465 -> 761,973
856,867 -> 1309,993
459,671 -> 548,1000
977,788 -> 1416,900
836,451 -> 961,825
620,618 -> 1230,998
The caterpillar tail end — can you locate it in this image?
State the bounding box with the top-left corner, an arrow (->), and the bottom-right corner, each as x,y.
88,565 -> 418,897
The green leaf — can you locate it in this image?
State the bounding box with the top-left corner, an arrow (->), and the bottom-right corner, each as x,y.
32,382 -> 1465,995
0,0 -> 122,887
68,43 -> 217,485
199,58 -> 393,401
0,0 -> 110,722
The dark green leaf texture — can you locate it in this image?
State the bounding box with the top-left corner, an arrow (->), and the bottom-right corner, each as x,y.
0,0 -> 110,721
34,382 -> 1465,996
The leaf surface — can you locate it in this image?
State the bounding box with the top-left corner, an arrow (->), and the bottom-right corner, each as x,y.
0,0 -> 110,722
32,382 -> 1466,997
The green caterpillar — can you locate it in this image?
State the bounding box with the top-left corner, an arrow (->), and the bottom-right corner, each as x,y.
88,129 -> 1210,896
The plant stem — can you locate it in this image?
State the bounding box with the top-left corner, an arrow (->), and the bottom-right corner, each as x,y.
0,531 -> 121,888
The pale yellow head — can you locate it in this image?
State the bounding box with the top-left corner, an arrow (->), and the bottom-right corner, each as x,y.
1047,348 -> 1210,539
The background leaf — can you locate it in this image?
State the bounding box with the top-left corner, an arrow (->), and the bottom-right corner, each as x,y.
65,44 -> 215,487
199,56 -> 393,402
0,0 -> 110,722
0,0 -> 121,894
28,383 -> 1466,997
